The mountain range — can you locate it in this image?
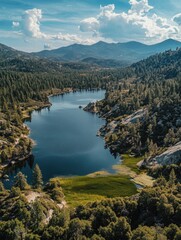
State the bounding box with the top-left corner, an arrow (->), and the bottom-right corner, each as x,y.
0,39 -> 181,70
35,39 -> 181,66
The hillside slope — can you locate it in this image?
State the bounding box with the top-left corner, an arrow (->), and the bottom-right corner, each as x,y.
93,48 -> 181,166
0,43 -> 93,72
0,43 -> 63,73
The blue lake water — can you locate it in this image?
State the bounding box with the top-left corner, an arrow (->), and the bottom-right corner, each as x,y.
4,90 -> 119,187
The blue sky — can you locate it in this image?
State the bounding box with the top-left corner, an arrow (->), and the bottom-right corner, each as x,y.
0,0 -> 181,52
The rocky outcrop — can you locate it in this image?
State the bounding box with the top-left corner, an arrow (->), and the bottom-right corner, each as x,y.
84,102 -> 98,113
155,142 -> 181,165
142,142 -> 181,168
96,120 -> 118,137
121,108 -> 148,125
102,104 -> 120,118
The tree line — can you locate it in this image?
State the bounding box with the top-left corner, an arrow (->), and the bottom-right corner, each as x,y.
0,165 -> 180,240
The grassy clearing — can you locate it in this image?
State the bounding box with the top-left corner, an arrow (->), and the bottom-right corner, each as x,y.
121,154 -> 144,174
112,164 -> 136,178
57,175 -> 137,207
51,155 -> 144,207
133,173 -> 154,187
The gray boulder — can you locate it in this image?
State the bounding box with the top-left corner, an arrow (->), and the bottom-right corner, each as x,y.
154,142 -> 181,165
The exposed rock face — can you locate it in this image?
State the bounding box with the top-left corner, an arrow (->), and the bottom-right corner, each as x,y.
102,104 -> 120,118
145,142 -> 181,167
155,142 -> 181,165
84,102 -> 98,113
121,108 -> 148,125
106,121 -> 118,133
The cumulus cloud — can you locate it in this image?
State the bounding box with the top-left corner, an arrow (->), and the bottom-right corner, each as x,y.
17,8 -> 94,44
79,17 -> 99,34
79,0 -> 181,42
22,8 -> 46,38
128,0 -> 153,15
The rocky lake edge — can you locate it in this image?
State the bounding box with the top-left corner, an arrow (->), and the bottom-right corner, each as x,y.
83,101 -> 181,188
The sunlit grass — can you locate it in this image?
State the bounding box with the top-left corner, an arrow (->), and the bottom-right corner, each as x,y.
121,154 -> 144,174
57,175 -> 137,207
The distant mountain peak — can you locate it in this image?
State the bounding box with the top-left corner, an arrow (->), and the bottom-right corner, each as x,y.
93,41 -> 109,46
154,38 -> 181,46
163,38 -> 180,43
123,40 -> 146,44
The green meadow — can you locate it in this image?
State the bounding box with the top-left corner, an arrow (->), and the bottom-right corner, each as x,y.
57,175 -> 137,207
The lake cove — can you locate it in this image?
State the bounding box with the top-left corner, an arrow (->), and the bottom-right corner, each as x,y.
4,90 -> 137,200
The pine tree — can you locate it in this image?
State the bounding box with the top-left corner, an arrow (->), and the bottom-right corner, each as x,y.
169,169 -> 176,186
14,172 -> 28,190
32,164 -> 43,189
0,181 -> 5,192
30,201 -> 44,230
1,150 -> 8,163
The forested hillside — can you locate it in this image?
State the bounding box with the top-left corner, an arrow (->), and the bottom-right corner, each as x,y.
132,49 -> 181,81
94,48 -> 181,167
0,43 -> 95,72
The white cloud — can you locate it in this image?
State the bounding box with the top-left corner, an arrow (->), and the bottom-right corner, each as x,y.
79,0 -> 181,42
22,8 -> 46,38
79,17 -> 99,33
173,13 -> 181,26
51,32 -> 95,44
18,8 -> 94,44
128,0 -> 153,15
12,21 -> 20,27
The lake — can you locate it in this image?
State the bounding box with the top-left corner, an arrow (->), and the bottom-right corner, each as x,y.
4,90 -> 119,187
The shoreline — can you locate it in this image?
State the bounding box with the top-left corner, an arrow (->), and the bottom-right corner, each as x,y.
0,88 -> 105,180
0,88 -> 73,179
84,102 -> 155,188
1,88 -> 154,193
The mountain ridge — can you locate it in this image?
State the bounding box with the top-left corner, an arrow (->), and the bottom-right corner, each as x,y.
0,39 -> 181,70
35,39 -> 181,65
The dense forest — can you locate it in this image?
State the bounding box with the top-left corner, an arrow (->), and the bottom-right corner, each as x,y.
95,49 -> 181,163
0,165 -> 180,240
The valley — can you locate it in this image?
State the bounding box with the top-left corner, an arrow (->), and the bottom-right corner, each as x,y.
0,41 -> 180,239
